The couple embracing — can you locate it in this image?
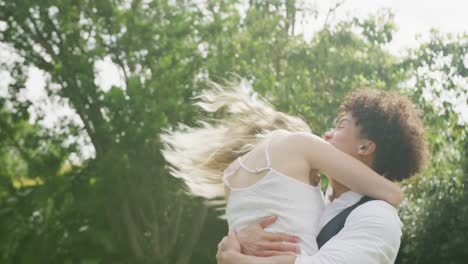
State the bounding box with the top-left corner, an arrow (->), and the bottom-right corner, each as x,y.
162,81 -> 428,264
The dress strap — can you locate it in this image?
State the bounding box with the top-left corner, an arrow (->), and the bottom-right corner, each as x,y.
222,173 -> 232,189
264,137 -> 272,167
237,138 -> 272,173
222,160 -> 241,189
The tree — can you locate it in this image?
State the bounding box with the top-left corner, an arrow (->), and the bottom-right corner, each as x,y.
396,32 -> 468,264
1,0 -> 213,262
0,0 -> 466,263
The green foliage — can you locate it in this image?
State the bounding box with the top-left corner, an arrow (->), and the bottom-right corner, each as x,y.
0,0 -> 466,263
1,0 -> 216,263
396,32 -> 468,264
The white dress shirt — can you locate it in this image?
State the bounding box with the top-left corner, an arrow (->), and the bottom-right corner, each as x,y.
295,186 -> 403,264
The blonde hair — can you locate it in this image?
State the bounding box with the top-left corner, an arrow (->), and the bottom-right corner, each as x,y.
160,79 -> 311,200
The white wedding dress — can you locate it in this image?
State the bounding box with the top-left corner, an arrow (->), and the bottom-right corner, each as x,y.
222,138 -> 325,255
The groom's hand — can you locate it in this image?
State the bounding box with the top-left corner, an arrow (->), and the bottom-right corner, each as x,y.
237,215 -> 301,257
217,230 -> 244,264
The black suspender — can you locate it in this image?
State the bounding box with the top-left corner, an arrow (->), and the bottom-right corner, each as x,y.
316,196 -> 375,249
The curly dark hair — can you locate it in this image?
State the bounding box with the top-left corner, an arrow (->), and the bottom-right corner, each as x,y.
339,89 -> 429,181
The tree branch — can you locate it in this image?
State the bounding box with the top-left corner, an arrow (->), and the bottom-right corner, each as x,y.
323,0 -> 346,29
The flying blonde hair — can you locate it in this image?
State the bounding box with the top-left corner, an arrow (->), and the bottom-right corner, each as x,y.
160,79 -> 311,200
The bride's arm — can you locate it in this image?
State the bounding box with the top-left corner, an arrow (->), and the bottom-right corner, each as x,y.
289,132 -> 403,205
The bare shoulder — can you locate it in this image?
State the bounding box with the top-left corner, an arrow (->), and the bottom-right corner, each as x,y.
267,130 -> 326,161
268,128 -> 292,137
267,130 -> 311,146
268,129 -> 321,139
279,131 -> 328,150
266,129 -> 313,183
264,129 -> 292,144
266,130 -> 331,161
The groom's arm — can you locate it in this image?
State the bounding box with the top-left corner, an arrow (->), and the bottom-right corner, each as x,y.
216,229 -> 296,264
296,201 -> 402,264
217,251 -> 296,264
235,216 -> 302,257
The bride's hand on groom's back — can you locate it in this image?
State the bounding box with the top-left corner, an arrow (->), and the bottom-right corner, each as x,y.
237,215 -> 301,257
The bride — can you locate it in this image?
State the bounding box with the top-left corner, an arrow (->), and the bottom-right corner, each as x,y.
161,80 -> 402,256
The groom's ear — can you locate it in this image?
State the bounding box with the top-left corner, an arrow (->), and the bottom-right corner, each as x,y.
357,140 -> 376,156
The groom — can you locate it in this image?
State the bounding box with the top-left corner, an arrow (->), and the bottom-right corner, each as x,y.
216,89 -> 428,264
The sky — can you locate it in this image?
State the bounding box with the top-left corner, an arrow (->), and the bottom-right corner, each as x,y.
300,0 -> 468,53
0,0 -> 467,159
297,0 -> 468,124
